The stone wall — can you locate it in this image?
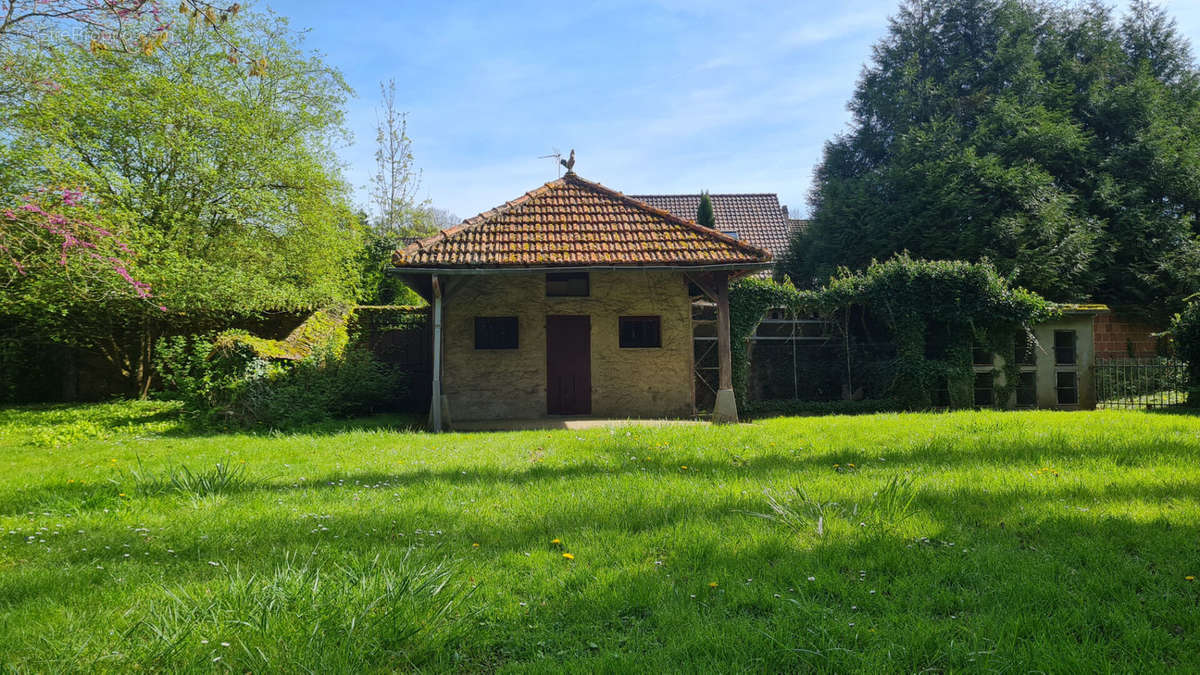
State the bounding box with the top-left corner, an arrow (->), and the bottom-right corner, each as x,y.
440,271 -> 694,421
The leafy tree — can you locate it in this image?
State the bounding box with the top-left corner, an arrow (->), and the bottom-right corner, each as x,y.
0,7 -> 361,396
0,1 -> 245,297
696,191 -> 715,229
785,0 -> 1200,321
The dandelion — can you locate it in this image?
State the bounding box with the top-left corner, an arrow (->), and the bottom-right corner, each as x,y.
1187,576 -> 1195,581
551,538 -> 561,545
562,552 -> 574,560
118,493 -> 126,497
472,543 -> 480,548
680,465 -> 688,470
709,581 -> 718,588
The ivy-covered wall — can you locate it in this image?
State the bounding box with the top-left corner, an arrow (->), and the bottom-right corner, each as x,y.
735,255 -> 1053,411
351,306 -> 432,410
1169,299 -> 1200,406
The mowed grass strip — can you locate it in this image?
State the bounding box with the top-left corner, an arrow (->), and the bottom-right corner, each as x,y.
0,402 -> 1198,672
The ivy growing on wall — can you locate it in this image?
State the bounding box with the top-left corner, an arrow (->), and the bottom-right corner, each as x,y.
1169,297 -> 1200,406
731,255 -> 1053,410
729,276 -> 807,402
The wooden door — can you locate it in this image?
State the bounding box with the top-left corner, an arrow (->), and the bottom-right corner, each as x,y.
546,315 -> 591,415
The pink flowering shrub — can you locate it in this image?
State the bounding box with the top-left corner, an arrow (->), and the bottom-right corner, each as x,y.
1,187 -> 164,309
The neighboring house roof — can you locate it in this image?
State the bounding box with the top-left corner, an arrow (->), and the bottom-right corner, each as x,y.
788,218 -> 809,238
629,193 -> 801,259
393,173 -> 772,269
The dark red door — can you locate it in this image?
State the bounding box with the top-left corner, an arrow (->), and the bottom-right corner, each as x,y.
546,315 -> 591,415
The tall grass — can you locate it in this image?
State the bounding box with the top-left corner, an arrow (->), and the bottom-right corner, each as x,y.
750,475 -> 920,541
19,551 -> 474,671
125,456 -> 248,498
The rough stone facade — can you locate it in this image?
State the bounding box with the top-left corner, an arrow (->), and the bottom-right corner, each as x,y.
440,271 -> 694,421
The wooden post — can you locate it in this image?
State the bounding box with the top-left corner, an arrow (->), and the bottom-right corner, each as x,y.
713,271 -> 738,423
429,274 -> 443,432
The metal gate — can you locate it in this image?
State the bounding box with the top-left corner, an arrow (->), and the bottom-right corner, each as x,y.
1095,358 -> 1189,409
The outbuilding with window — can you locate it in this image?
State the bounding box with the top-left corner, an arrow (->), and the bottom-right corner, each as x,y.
392,171 -> 772,429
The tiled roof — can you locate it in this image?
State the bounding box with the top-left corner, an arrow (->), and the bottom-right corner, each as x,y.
629,193 -> 800,259
788,219 -> 810,238
393,173 -> 771,269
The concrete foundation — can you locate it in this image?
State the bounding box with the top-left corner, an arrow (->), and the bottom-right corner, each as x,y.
712,388 -> 738,424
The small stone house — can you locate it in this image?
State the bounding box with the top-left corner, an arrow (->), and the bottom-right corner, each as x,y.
973,304 -> 1107,410
392,172 -> 772,429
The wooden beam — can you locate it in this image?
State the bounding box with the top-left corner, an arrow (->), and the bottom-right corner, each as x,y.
429,274 -> 443,432
716,272 -> 732,391
685,272 -> 719,303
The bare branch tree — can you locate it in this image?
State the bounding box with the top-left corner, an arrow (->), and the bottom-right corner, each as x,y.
370,78 -> 427,236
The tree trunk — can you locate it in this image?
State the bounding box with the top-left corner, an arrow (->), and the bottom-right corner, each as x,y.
96,319 -> 159,399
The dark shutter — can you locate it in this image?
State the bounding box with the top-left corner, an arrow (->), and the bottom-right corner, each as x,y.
475,317 -> 519,349
619,316 -> 661,348
546,273 -> 589,297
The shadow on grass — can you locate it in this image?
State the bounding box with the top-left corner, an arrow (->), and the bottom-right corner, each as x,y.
1142,405 -> 1200,417
4,427 -> 1199,516
3,485 -> 1198,672
0,401 -> 184,430
0,400 -> 428,441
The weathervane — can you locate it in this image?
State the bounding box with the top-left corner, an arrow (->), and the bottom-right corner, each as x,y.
559,149 -> 575,173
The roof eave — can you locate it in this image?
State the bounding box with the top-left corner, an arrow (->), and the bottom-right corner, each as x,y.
389,261 -> 774,275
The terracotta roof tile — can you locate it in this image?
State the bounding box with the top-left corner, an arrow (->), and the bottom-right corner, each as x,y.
393,174 -> 771,269
629,193 -> 802,259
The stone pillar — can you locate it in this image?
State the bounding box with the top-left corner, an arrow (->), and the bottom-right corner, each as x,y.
713,271 -> 738,424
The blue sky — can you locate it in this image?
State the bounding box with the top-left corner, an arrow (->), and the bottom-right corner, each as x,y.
272,0 -> 1200,221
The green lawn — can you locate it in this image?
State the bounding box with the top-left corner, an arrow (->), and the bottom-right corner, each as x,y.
1,403 -> 1198,672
